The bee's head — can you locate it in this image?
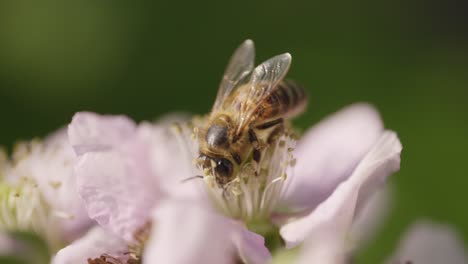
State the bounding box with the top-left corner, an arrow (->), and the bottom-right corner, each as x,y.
197,154 -> 234,185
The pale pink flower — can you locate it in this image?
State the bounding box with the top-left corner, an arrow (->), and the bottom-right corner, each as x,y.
384,220 -> 468,264
54,112 -> 268,264
292,218 -> 468,264
0,130 -> 93,255
54,103 -> 402,263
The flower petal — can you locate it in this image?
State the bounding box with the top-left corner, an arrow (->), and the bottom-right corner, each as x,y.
70,113 -> 161,242
138,122 -> 204,199
76,142 -> 160,242
349,185 -> 392,250
234,228 -> 271,264
295,231 -> 347,264
385,220 -> 468,264
0,232 -> 26,256
70,112 -> 206,242
68,112 -> 136,155
52,226 -> 128,264
143,200 -> 271,264
282,103 -> 384,211
280,131 -> 402,248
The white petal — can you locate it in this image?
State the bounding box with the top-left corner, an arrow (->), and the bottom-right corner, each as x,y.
234,228 -> 271,264
280,131 -> 402,248
137,122 -> 204,199
68,112 -> 136,155
349,186 -> 392,250
70,113 -> 162,242
76,148 -> 160,242
282,103 -> 384,211
52,226 -> 128,264
71,112 -> 206,242
143,200 -> 271,264
296,231 -> 347,264
385,220 -> 468,264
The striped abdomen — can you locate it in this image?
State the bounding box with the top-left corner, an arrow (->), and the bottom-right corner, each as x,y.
255,80 -> 307,121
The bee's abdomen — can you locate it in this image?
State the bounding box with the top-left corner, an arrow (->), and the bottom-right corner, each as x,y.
257,80 -> 307,120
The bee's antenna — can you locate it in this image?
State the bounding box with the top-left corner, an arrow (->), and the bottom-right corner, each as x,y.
181,175 -> 203,183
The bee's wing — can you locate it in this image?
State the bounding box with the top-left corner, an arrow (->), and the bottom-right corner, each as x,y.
212,39 -> 255,111
235,53 -> 292,134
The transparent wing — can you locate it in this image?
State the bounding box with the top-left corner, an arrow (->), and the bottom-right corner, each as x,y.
235,53 -> 292,133
212,39 -> 255,111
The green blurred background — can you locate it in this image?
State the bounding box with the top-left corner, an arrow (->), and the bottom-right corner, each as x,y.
0,0 -> 467,262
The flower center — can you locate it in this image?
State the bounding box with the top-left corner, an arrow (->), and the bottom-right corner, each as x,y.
205,133 -> 296,223
171,119 -> 296,222
0,177 -> 61,251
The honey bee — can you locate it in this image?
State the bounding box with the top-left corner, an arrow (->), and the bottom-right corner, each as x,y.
197,40 -> 307,187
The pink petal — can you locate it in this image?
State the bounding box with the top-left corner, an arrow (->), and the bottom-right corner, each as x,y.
143,200 -> 271,264
295,231 -> 347,264
70,113 -> 161,242
385,220 -> 468,264
137,122 -> 205,199
70,112 -> 205,242
280,131 -> 402,249
52,226 -> 128,264
76,142 -> 159,242
234,228 -> 271,264
68,112 -> 136,155
349,186 -> 392,250
281,103 -> 384,211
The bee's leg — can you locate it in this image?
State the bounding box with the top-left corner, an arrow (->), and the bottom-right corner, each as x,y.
266,121 -> 285,144
255,118 -> 285,144
255,118 -> 284,130
248,128 -> 259,146
248,128 -> 262,164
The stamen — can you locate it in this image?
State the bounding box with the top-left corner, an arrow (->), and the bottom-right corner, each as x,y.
174,118 -> 297,223
88,222 -> 151,264
260,175 -> 285,211
127,221 -> 151,262
49,181 -> 62,189
201,132 -> 296,222
0,177 -> 62,251
87,255 -> 129,264
53,210 -> 75,220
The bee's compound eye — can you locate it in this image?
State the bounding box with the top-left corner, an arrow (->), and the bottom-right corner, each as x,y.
214,158 -> 233,179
